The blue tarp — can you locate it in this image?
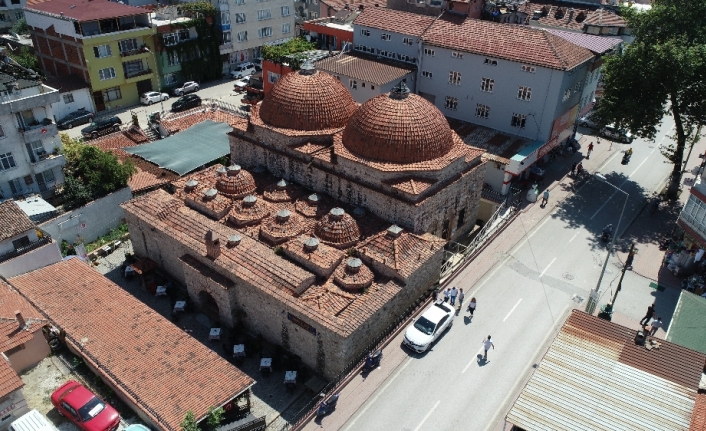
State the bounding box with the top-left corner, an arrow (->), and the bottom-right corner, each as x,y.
123,120 -> 232,175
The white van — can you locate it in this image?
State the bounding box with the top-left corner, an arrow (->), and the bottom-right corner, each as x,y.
9,410 -> 58,431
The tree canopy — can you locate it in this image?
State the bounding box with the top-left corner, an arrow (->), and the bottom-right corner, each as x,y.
60,134 -> 136,206
594,0 -> 706,197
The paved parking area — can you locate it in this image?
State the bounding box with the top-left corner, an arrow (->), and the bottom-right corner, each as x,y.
93,240 -> 316,430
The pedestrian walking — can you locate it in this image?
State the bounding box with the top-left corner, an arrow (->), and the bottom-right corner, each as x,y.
482,336 -> 494,360
541,189 -> 550,207
587,142 -> 594,159
576,162 -> 584,178
626,248 -> 637,269
457,288 -> 465,309
639,302 -> 656,326
467,297 -> 477,317
570,162 -> 578,176
450,286 -> 458,306
432,288 -> 439,302
649,317 -> 663,336
443,288 -> 451,303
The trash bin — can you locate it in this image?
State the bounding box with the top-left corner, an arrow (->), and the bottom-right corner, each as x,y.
526,184 -> 539,202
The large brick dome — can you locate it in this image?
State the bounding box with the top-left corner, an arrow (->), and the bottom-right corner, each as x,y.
259,63 -> 357,131
342,82 -> 454,164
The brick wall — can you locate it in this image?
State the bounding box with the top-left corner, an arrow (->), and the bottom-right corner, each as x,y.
29,25 -> 87,81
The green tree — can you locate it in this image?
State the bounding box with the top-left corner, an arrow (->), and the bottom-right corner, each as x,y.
594,0 -> 706,198
11,18 -> 28,34
205,406 -> 225,431
180,411 -> 199,431
9,46 -> 40,73
261,37 -> 316,69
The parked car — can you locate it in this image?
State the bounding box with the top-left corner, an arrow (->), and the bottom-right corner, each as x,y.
252,58 -> 262,71
50,380 -> 120,431
600,124 -> 634,143
172,81 -> 199,96
577,113 -> 598,129
57,108 -> 94,129
230,63 -> 256,79
233,78 -> 249,92
81,116 -> 122,139
171,94 -> 202,112
140,91 -> 169,105
402,300 -> 455,353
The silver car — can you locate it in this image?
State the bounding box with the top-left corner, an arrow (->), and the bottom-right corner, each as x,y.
172,81 -> 199,96
578,114 -> 598,129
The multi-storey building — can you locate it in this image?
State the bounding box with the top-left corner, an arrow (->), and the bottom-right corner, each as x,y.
151,6 -> 202,91
0,0 -> 25,33
25,0 -> 159,111
218,0 -> 296,70
0,59 -> 63,200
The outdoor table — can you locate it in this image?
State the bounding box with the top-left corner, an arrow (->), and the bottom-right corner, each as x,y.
155,286 -> 167,296
233,344 -> 245,358
284,371 -> 297,385
260,357 -> 272,372
173,301 -> 186,313
209,328 -> 221,341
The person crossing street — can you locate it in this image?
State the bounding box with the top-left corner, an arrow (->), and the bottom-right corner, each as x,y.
587,142 -> 594,159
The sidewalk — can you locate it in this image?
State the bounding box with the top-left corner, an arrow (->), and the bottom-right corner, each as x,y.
297,135 -> 617,431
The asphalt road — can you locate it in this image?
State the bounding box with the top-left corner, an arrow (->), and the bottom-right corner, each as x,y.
341,116 -> 677,431
60,77 -> 248,141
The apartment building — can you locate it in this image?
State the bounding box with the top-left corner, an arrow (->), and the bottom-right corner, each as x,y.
218,0 -> 296,70
0,60 -> 63,200
151,6 -> 201,91
0,0 -> 24,33
25,0 -> 159,111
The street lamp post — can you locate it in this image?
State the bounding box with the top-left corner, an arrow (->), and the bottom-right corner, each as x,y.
585,173 -> 630,315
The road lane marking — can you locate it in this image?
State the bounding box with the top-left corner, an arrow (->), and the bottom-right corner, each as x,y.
503,299 -> 523,322
568,232 -> 578,243
462,358 -> 475,374
343,358 -> 412,431
413,400 -> 440,431
540,258 -> 556,278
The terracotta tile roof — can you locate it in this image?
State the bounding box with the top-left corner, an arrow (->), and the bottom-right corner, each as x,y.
263,179 -> 301,203
507,310 -> 706,431
0,280 -> 48,353
691,394 -> 706,431
448,117 -> 532,163
228,195 -> 271,227
319,0 -> 382,14
281,236 -> 345,278
0,354 -> 22,398
314,208 -> 360,249
354,7 -> 436,37
359,228 -> 444,280
545,28 -> 622,54
8,258 -> 254,431
333,258 -> 374,291
383,177 -> 436,195
258,69 -> 358,132
215,165 -> 257,198
260,209 -> 306,245
583,7 -> 626,27
519,1 -> 592,31
295,193 -> 332,218
315,52 -> 416,86
423,13 -> 595,71
0,200 -> 35,242
248,104 -> 350,138
26,0 -> 149,21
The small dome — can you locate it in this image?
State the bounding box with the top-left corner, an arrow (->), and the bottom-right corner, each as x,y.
295,193 -> 330,218
315,208 -> 360,249
228,195 -> 270,226
334,258 -> 374,291
215,165 -> 256,198
258,63 -> 358,131
342,82 -> 454,164
260,209 -> 304,244
263,179 -> 297,202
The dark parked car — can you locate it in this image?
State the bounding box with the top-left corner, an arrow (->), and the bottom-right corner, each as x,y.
81,116 -> 122,139
171,94 -> 202,112
57,108 -> 94,129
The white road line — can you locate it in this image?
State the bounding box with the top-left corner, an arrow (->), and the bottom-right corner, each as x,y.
413,400 -> 441,431
343,358 -> 412,431
503,299 -> 523,322
568,232 -> 578,243
462,358 -> 474,374
540,258 -> 556,278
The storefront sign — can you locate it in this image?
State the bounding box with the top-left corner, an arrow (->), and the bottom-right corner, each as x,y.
0,403 -> 16,417
287,313 -> 316,335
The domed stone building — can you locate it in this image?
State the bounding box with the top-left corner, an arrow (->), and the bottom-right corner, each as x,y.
121,64 -> 486,379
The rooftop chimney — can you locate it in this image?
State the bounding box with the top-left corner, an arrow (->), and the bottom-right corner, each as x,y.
15,311 -> 25,329
205,230 -> 221,259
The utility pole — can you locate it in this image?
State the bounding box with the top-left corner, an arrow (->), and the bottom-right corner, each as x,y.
598,243 -> 635,321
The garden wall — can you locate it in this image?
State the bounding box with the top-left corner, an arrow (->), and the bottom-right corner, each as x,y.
39,188 -> 133,246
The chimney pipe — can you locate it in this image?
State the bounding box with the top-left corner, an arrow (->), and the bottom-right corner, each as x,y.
205,230 -> 221,259
15,311 -> 25,329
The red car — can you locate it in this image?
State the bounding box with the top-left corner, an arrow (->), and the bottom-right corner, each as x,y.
51,380 -> 120,431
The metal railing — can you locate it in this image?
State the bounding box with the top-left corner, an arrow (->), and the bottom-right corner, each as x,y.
0,233 -> 53,263
440,188 -> 521,280
281,293 -> 433,431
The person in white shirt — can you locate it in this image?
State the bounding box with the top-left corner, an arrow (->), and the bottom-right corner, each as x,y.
649,318 -> 663,336
467,297 -> 477,318
450,287 -> 458,306
482,335 -> 494,360
457,288 -> 465,310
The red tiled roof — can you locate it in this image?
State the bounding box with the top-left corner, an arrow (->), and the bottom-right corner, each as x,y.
691,393 -> 706,431
320,0 -> 382,15
424,14 -> 595,71
0,355 -> 22,398
583,7 -> 626,27
354,7 -> 436,37
315,52 -> 415,86
0,200 -> 35,242
8,259 -> 255,431
26,0 -> 149,21
0,280 -> 47,354
359,229 -> 444,279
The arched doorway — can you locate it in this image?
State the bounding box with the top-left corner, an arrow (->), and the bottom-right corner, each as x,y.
199,291 -> 220,323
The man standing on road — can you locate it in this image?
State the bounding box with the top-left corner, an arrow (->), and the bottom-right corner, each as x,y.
541,189 -> 550,207
587,142 -> 594,159
639,302 -> 656,326
457,288 -> 465,310
450,286 -> 458,306
482,336 -> 494,360
443,288 -> 451,303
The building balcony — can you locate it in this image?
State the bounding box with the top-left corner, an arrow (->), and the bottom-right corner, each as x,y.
124,68 -> 154,83
120,47 -> 151,58
21,122 -> 58,142
0,87 -> 60,116
220,43 -> 234,54
30,153 -> 65,170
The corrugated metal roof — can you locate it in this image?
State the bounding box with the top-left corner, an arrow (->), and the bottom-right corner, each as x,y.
507,310 -> 706,431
